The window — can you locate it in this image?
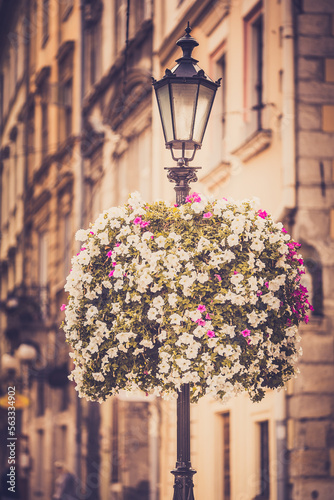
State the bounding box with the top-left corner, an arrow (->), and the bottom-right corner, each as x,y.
30,2 -> 37,73
222,412 -> 231,500
40,79 -> 49,160
58,47 -> 74,143
27,103 -> 35,181
38,232 -> 48,285
244,3 -> 264,132
60,0 -> 74,22
255,421 -> 270,500
85,21 -> 102,90
60,384 -> 69,411
0,73 -> 3,130
56,425 -> 68,461
64,79 -> 72,138
35,430 -> 45,493
38,232 -> 48,319
111,398 -> 119,484
115,0 -> 127,52
36,378 -> 45,416
42,0 -> 49,47
63,213 -> 71,278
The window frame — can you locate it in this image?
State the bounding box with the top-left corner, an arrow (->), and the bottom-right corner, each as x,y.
243,1 -> 264,131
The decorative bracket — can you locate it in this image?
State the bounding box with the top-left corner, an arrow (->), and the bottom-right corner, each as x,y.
164,165 -> 201,206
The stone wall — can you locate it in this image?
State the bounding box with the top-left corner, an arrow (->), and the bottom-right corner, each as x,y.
287,1 -> 334,498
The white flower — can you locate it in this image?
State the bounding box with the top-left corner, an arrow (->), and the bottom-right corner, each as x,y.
231,273 -> 244,285
168,293 -> 178,307
251,239 -> 264,252
175,357 -> 191,371
155,236 -> 166,248
152,296 -> 164,309
107,347 -> 118,358
75,229 -> 89,241
140,339 -> 154,349
92,372 -> 105,382
170,313 -> 183,325
227,233 -> 239,247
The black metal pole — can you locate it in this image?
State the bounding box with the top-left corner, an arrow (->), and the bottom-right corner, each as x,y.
166,163 -> 200,500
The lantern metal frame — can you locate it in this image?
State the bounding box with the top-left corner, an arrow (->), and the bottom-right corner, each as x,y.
152,22 -> 221,167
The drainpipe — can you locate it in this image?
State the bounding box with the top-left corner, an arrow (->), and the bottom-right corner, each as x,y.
74,0 -> 86,485
276,1 -> 297,499
275,0 -> 297,225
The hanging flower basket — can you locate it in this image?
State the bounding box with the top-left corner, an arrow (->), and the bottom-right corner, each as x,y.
62,192 -> 312,404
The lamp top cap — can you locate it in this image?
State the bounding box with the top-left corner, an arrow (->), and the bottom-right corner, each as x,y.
176,22 -> 199,61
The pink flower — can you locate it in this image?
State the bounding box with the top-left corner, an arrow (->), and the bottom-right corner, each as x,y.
203,212 -> 213,219
89,231 -> 94,235
107,251 -> 113,258
265,282 -> 269,288
241,329 -> 251,337
133,217 -> 142,225
205,313 -> 212,320
197,304 -> 206,313
196,319 -> 206,326
214,274 -> 222,282
151,235 -> 154,240
185,192 -> 201,203
257,210 -> 268,219
60,304 -> 66,311
282,227 -> 287,234
140,221 -> 150,228
174,204 -> 178,207
109,270 -> 114,277
207,330 -> 215,338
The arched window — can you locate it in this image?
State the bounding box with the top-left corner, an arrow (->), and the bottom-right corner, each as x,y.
299,242 -> 323,317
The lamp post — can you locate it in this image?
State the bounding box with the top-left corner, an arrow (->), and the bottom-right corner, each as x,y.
152,23 -> 220,500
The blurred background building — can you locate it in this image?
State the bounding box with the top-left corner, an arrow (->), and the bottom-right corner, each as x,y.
0,0 -> 333,499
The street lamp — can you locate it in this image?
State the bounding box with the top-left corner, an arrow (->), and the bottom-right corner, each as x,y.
152,23 -> 220,500
152,22 -> 220,205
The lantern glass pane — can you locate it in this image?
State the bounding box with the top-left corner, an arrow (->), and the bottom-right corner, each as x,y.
156,84 -> 173,143
171,83 -> 198,140
193,84 -> 215,144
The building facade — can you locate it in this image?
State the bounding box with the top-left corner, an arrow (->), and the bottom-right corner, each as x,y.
0,1 -> 333,500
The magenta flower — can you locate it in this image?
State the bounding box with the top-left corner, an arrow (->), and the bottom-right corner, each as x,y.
89,231 -> 94,235
214,274 -> 222,282
197,304 -> 206,313
174,204 -> 178,207
282,227 -> 287,234
203,212 -> 213,219
185,192 -> 201,203
265,282 -> 269,288
140,221 -> 150,228
207,330 -> 215,338
196,319 -> 206,326
257,209 -> 268,219
109,270 -> 114,277
60,304 -> 66,311
133,217 -> 142,225
205,313 -> 212,320
107,251 -> 113,258
241,329 -> 251,337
